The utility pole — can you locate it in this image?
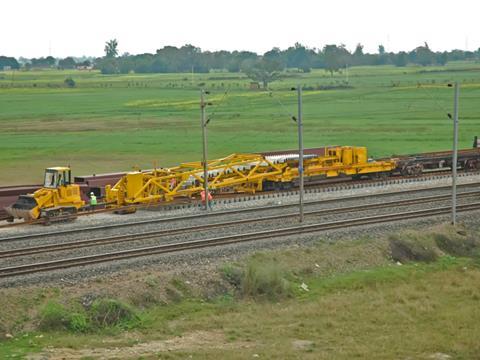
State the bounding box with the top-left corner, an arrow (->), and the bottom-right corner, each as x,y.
297,85 -> 304,223
451,82 -> 460,226
200,89 -> 210,211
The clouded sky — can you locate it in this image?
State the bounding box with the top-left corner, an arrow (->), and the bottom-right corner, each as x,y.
1,0 -> 478,58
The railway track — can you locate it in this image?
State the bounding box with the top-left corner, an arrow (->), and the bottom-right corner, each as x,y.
1,201 -> 480,279
3,190 -> 479,258
2,182 -> 480,243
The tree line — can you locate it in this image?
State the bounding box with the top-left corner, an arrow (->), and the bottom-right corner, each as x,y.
95,42 -> 480,76
1,41 -> 479,80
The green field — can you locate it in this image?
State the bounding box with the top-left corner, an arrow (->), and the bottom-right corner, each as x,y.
1,62 -> 480,185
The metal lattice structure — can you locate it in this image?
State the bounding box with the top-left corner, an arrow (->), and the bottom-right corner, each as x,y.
105,147 -> 397,206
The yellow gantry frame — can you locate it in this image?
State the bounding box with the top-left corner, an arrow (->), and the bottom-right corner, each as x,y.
105,153 -> 287,205
105,147 -> 397,207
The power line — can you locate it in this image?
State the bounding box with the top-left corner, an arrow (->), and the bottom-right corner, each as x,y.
206,88 -> 230,124
266,88 -> 297,121
416,82 -> 450,118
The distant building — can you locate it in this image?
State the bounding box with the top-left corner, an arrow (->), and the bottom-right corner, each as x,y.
249,82 -> 260,90
76,65 -> 94,71
3,66 -> 11,71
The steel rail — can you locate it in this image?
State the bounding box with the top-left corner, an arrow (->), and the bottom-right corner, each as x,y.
1,190 -> 479,259
1,202 -> 480,279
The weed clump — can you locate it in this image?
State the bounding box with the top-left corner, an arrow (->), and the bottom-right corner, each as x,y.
68,312 -> 89,332
90,298 -> 138,328
220,263 -> 244,288
39,298 -> 139,332
39,301 -> 71,331
241,257 -> 293,301
39,301 -> 90,332
221,256 -> 293,301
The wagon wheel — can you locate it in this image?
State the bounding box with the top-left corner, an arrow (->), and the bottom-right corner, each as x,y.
465,160 -> 480,171
414,164 -> 424,177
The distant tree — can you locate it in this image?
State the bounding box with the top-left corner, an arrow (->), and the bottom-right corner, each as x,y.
436,52 -> 448,66
226,50 -> 257,72
151,57 -> 168,72
179,44 -> 201,72
98,58 -> 119,74
448,49 -> 470,61
264,47 -> 281,59
311,51 -> 325,69
46,56 -> 56,66
284,43 -> 312,72
30,57 -> 55,68
376,44 -> 388,65
413,44 -> 434,66
133,54 -> 154,73
58,57 -> 77,69
353,43 -> 364,57
352,43 -> 364,66
323,44 -> 350,76
0,56 -> 20,70
241,57 -> 283,88
104,39 -> 119,58
393,51 -> 408,67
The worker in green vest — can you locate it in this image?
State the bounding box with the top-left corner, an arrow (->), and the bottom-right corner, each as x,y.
89,192 -> 97,211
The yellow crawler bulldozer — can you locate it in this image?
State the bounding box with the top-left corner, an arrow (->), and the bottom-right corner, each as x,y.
6,167 -> 85,221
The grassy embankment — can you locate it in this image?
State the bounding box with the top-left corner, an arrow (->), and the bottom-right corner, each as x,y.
0,62 -> 480,184
1,224 -> 480,358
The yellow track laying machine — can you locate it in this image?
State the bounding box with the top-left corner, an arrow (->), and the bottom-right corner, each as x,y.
6,146 -> 396,221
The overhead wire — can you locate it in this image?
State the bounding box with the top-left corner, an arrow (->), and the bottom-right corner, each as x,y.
206,88 -> 230,124
416,82 -> 451,117
266,87 -> 297,122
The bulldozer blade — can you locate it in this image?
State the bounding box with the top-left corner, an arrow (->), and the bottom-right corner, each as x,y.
5,195 -> 39,221
4,206 -> 36,221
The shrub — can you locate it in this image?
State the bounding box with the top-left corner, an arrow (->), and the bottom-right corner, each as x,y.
389,233 -> 439,263
69,312 -> 89,332
39,301 -> 70,331
220,264 -> 244,288
64,77 -> 76,88
90,298 -> 138,328
241,258 -> 293,301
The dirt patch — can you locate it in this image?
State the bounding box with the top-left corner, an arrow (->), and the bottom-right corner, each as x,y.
29,330 -> 254,359
292,339 -> 314,350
